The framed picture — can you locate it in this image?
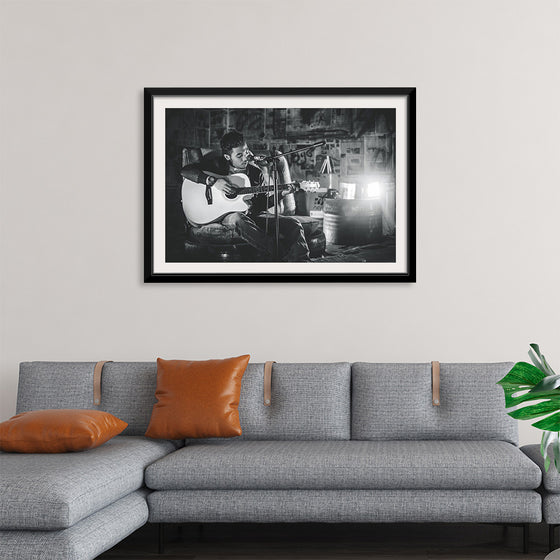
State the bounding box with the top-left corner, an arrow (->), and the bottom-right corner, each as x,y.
145,87 -> 416,282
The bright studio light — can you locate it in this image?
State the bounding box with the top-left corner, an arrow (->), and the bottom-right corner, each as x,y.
367,182 -> 381,198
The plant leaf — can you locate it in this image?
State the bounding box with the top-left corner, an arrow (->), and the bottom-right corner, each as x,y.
502,386 -> 560,409
529,344 -> 545,370
553,439 -> 560,471
497,362 -> 547,388
530,343 -> 543,360
541,431 -> 556,456
498,346 -> 560,473
543,355 -> 557,376
508,401 -> 560,420
543,432 -> 560,472
530,343 -> 556,376
530,374 -> 560,393
533,411 -> 560,431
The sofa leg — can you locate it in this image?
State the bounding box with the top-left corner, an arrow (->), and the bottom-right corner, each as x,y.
158,523 -> 165,555
550,524 -> 558,553
523,523 -> 529,554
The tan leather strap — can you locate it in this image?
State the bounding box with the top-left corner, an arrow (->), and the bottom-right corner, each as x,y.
93,361 -> 113,405
264,361 -> 276,406
432,361 -> 440,406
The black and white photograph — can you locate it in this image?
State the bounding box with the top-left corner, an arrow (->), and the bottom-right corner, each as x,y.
145,88 -> 416,282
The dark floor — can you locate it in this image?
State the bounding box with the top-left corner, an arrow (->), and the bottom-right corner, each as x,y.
170,233 -> 396,264
99,522 -> 553,559
317,236 -> 396,263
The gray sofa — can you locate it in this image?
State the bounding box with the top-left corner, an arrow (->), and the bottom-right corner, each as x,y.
0,361 -> 544,559
521,444 -> 560,551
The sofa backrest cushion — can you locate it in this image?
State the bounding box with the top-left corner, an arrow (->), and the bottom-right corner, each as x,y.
17,362 -> 158,436
236,362 -> 351,440
17,361 -> 352,440
17,362 -> 96,412
351,362 -> 517,445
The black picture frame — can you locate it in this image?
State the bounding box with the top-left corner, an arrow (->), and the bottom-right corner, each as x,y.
144,87 -> 416,282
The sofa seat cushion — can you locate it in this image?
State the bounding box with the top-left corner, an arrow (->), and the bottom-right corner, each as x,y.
522,444 -> 560,493
0,436 -> 177,530
0,490 -> 149,560
145,440 -> 541,491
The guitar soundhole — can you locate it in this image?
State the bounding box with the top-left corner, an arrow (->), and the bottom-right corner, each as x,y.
225,192 -> 237,200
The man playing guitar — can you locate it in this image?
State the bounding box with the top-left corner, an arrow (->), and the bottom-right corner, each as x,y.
181,130 -> 310,262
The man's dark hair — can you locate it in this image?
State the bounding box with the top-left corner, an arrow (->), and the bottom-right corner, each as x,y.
220,130 -> 245,155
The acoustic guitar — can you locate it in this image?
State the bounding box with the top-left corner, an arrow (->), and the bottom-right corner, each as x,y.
181,173 -> 319,226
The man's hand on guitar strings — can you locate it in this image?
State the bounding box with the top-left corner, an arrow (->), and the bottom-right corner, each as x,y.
213,177 -> 237,196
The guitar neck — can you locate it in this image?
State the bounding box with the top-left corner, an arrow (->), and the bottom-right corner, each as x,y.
236,182 -> 298,195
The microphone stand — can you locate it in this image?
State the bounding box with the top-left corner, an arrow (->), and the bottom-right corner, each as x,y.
271,157 -> 280,260
259,140 -> 326,260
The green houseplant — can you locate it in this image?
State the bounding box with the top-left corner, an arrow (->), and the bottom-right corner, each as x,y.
498,343 -> 560,472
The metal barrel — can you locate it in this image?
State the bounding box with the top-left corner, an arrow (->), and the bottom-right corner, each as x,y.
323,199 -> 383,245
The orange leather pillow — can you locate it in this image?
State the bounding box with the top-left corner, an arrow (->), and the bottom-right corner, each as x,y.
145,355 -> 250,439
0,409 -> 128,453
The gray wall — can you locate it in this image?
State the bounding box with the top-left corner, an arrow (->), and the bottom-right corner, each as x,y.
1,0 -> 559,445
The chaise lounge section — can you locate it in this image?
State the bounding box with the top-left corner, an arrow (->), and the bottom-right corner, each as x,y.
0,362 -> 179,560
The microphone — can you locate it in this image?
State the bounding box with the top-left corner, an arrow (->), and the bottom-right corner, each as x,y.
247,151 -> 270,163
